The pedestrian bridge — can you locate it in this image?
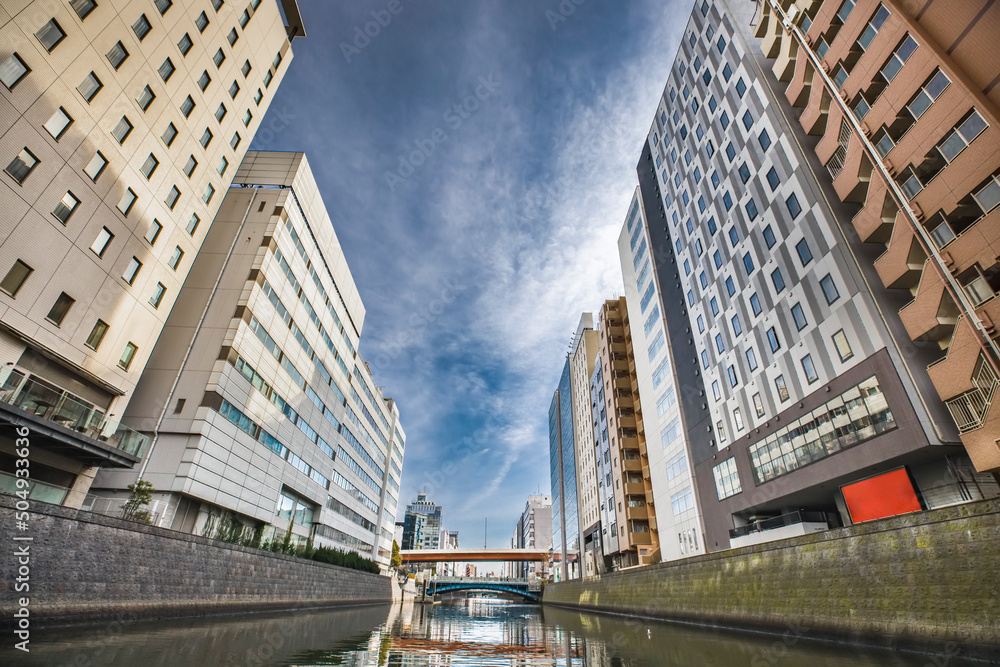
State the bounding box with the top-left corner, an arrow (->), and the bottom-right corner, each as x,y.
399,548 -> 550,563
425,577 -> 541,603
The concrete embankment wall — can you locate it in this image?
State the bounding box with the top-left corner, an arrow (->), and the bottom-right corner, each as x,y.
544,498 -> 1000,656
0,495 -> 390,628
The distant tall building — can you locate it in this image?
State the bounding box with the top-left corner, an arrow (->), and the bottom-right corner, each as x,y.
592,298 -> 659,568
402,491 -> 442,551
0,0 -> 302,507
568,315 -> 602,575
513,494 -> 552,578
437,527 -> 459,576
629,0 -> 997,553
89,152 -> 405,569
549,314 -> 596,581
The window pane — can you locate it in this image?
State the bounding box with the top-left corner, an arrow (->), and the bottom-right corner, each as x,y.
0,54 -> 29,90
91,227 -> 113,256
145,220 -> 162,245
197,13 -> 209,32
84,152 -> 107,181
117,188 -> 136,215
150,283 -> 166,308
162,123 -> 178,146
122,257 -> 141,284
43,107 -> 73,139
137,85 -> 155,111
0,260 -> 33,297
119,343 -> 138,370
133,14 -> 151,40
155,0 -> 172,16
186,214 -> 200,235
5,148 -> 38,184
46,292 -> 75,326
107,41 -> 128,69
36,20 -> 66,51
141,154 -> 158,179
112,116 -> 133,144
52,192 -> 80,223
184,156 -> 197,177
70,0 -> 97,20
86,320 -> 108,350
78,72 -> 102,101
178,33 -> 193,55
973,178 -> 1000,213
158,58 -> 175,82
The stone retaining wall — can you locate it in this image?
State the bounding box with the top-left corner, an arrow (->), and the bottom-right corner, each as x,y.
0,495 -> 390,628
543,498 -> 1000,657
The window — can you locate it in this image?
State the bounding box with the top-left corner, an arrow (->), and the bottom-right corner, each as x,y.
200,128 -> 213,148
215,103 -> 227,122
217,156 -> 229,176
908,69 -> 950,120
162,123 -> 178,147
725,276 -> 736,296
831,329 -> 854,362
196,11 -> 209,32
727,365 -> 738,387
106,41 -> 128,69
759,129 -> 772,151
242,60 -> 252,77
973,174 -> 1000,214
742,252 -> 754,275
671,487 -> 695,516
181,96 -> 195,118
731,314 -> 742,335
725,143 -> 736,162
762,224 -> 776,249
77,72 -> 103,102
122,257 -> 141,285
720,111 -> 729,129
753,393 -> 765,418
198,71 -> 211,91
111,116 -> 133,144
165,185 -> 180,210
697,315 -> 705,333
736,78 -> 746,97
666,451 -> 687,481
212,0 -> 224,10
242,109 -> 252,126
938,111 -> 988,164
264,70 -> 273,88
117,188 -> 136,216
186,214 -> 200,235
820,274 -> 840,304
791,302 -> 807,330
52,192 -> 80,224
738,163 -> 750,184
750,292 -> 762,316
6,148 -> 38,184
881,34 -> 918,82
46,293 -> 75,326
723,192 -> 733,210
733,407 -> 745,430
230,132 -> 241,150
183,156 -> 198,177
230,81 -> 240,99
801,354 -> 819,383
132,14 -> 151,40
137,85 -> 155,111
717,36 -> 726,52
227,28 -> 239,47
767,327 -> 780,352
722,63 -> 732,81
145,220 -> 162,245
84,152 -> 107,181
713,250 -> 723,269
213,48 -> 226,68
717,420 -> 727,443
774,374 -> 789,402
168,246 -> 184,270
0,53 -> 30,90
728,227 -> 739,247
202,183 -> 215,204
745,199 -> 758,221
858,5 -> 891,51
36,19 -> 66,51
712,380 -> 721,401
715,334 -> 725,353
140,154 -> 159,179
742,110 -> 754,131
771,268 -> 785,293
149,282 -> 166,309
85,320 -> 108,350
154,0 -> 172,15
70,0 -> 97,20
701,350 -> 710,369
91,227 -> 113,257
710,297 -> 719,316
0,260 -> 32,297
42,107 -> 73,141
119,342 -> 138,370
158,58 -> 175,82
253,88 -> 263,105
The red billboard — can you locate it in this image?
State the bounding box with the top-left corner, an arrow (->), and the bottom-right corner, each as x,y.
841,468 -> 923,524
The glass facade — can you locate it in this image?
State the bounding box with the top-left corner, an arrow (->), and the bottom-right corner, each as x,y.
549,360 -> 579,579
748,377 -> 896,485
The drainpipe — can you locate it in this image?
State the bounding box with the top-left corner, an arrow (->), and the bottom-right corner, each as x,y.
765,0 -> 1000,379
136,188 -> 260,487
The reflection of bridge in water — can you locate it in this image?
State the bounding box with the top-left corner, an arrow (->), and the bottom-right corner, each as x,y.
424,577 -> 542,603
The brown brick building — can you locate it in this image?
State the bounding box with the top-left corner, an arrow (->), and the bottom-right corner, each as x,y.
755,0 -> 1000,471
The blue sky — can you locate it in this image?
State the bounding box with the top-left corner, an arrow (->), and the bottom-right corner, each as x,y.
256,0 -> 688,548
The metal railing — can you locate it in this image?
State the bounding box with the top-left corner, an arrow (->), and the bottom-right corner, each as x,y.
0,370 -> 148,458
945,353 -> 998,433
729,511 -> 828,540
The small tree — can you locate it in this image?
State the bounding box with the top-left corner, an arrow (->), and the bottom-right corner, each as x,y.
121,480 -> 155,524
391,540 -> 402,569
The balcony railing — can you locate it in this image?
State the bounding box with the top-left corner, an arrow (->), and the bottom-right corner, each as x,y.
0,370 -> 148,458
729,511 -> 829,540
945,353 -> 998,433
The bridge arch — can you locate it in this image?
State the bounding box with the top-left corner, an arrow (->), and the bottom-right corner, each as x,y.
425,580 -> 540,603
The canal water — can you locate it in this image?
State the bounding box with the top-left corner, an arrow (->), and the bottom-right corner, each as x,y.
2,599 -> 985,666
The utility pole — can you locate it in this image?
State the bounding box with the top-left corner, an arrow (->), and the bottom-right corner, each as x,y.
484,517 -> 487,548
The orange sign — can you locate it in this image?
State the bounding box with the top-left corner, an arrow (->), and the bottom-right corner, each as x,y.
841,467 -> 922,523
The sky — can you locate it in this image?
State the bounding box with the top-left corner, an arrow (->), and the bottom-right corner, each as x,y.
255,0 -> 689,549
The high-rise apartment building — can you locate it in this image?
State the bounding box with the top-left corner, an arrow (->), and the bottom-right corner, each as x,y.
631,0 -> 997,553
592,298 -> 659,568
89,152 -> 404,568
617,192 -> 706,562
549,361 -> 577,580
753,0 -> 1000,470
402,491 -> 442,551
0,0 -> 303,508
568,313 -> 603,575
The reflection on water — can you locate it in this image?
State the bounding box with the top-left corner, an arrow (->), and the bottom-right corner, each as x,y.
1,598 -> 985,666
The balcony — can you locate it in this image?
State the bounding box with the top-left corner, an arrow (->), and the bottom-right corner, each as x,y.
945,354 -> 998,434
729,511 -> 830,549
0,370 -> 147,466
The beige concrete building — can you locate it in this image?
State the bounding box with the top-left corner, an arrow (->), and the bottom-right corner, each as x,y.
0,0 -> 302,506
568,313 -> 601,575
755,0 -> 1000,471
92,152 -> 405,568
